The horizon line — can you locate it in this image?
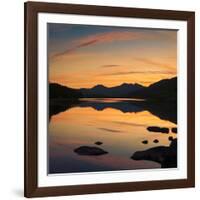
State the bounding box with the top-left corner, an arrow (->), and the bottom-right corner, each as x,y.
49,76 -> 177,90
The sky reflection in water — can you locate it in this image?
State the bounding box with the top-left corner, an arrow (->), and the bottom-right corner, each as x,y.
48,98 -> 177,174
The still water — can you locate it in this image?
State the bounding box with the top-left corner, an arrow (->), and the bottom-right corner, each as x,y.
48,98 -> 177,174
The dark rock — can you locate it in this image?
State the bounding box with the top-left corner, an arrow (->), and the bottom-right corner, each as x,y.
170,139 -> 177,149
147,126 -> 169,133
131,139 -> 177,168
95,141 -> 103,145
153,139 -> 159,143
171,127 -> 177,133
168,136 -> 173,141
142,140 -> 148,144
74,146 -> 108,156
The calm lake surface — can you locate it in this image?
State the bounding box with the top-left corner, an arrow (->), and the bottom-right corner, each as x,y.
48,98 -> 177,174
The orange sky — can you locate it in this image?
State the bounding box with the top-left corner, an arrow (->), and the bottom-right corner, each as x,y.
48,24 -> 177,88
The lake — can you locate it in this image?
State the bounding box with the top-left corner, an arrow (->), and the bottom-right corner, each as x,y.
48,98 -> 177,174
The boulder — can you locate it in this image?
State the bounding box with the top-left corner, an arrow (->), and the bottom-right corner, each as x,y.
153,139 -> 159,143
147,126 -> 169,133
168,136 -> 173,141
74,146 -> 108,156
95,141 -> 103,145
171,127 -> 177,133
142,140 -> 148,144
131,139 -> 177,168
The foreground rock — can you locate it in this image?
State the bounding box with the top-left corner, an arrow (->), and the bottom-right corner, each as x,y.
131,139 -> 177,168
142,140 -> 148,144
153,139 -> 159,143
147,126 -> 169,133
171,127 -> 177,133
74,146 -> 108,156
95,141 -> 103,145
168,136 -> 173,141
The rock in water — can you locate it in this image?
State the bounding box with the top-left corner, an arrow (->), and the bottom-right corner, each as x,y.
74,146 -> 108,156
131,139 -> 177,168
170,138 -> 177,149
142,140 -> 148,144
168,136 -> 173,141
95,141 -> 103,145
153,139 -> 159,143
147,126 -> 169,133
171,127 -> 177,133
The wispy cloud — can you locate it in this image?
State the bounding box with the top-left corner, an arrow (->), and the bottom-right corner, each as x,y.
53,39 -> 98,57
133,57 -> 175,70
100,64 -> 120,68
52,31 -> 143,58
101,70 -> 175,76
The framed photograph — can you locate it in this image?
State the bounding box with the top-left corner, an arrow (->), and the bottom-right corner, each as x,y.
24,1 -> 195,198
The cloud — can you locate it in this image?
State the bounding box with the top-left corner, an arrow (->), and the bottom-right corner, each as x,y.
100,64 -> 120,68
53,39 -> 98,57
133,57 -> 175,70
52,31 -> 142,58
101,70 -> 175,76
78,31 -> 140,45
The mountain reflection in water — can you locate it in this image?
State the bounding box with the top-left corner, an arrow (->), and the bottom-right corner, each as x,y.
49,98 -> 177,174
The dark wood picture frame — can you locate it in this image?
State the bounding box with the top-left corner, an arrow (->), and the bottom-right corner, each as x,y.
24,1 -> 195,198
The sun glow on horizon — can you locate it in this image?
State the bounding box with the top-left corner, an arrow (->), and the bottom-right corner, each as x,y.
48,23 -> 177,88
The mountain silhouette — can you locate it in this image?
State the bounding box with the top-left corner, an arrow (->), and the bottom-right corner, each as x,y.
77,100 -> 143,113
132,77 -> 177,101
49,77 -> 177,100
49,83 -> 82,99
79,83 -> 144,98
49,98 -> 177,124
49,77 -> 177,123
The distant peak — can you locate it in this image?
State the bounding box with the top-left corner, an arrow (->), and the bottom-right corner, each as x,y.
120,83 -> 143,87
118,83 -> 132,87
134,83 -> 144,87
92,84 -> 106,89
120,83 -> 131,86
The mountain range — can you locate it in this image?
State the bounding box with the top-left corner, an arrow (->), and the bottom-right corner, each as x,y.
49,77 -> 177,101
133,77 -> 177,101
79,83 -> 144,98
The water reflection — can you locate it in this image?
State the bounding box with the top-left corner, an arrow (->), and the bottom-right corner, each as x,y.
49,98 -> 177,174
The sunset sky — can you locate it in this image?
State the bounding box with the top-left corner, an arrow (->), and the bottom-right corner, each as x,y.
48,23 -> 177,88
